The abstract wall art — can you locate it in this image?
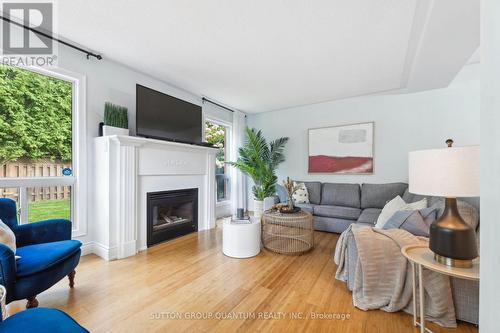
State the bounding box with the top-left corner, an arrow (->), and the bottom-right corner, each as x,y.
308,122 -> 374,174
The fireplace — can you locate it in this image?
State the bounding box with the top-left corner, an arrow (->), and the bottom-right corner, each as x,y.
147,188 -> 198,247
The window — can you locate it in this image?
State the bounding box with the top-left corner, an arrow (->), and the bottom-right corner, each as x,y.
0,65 -> 83,231
205,121 -> 230,202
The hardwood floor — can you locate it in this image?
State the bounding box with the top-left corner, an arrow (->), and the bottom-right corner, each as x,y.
8,228 -> 478,333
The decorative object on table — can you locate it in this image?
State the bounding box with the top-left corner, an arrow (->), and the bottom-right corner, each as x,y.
102,102 -> 129,136
262,210 -> 314,255
278,206 -> 301,214
409,139 -> 479,268
308,122 -> 374,174
227,127 -> 289,219
282,177 -> 300,211
222,217 -> 261,258
236,208 -> 245,219
401,244 -> 479,333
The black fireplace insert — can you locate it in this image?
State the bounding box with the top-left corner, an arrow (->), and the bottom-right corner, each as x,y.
147,188 -> 198,247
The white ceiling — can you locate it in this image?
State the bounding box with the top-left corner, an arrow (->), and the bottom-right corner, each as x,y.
50,0 -> 479,113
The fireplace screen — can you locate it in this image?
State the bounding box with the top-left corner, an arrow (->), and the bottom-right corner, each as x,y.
147,188 -> 198,247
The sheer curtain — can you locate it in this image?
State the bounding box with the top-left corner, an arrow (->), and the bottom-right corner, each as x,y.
230,110 -> 247,213
202,98 -> 247,216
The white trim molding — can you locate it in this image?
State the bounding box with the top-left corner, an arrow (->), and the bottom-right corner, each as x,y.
0,66 -> 88,239
92,135 -> 217,260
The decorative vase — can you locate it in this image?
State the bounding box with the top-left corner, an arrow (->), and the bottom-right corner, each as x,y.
287,194 -> 295,210
253,199 -> 264,219
263,196 -> 275,211
102,125 -> 129,136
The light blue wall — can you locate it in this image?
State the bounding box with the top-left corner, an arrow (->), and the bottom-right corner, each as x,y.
247,64 -> 480,209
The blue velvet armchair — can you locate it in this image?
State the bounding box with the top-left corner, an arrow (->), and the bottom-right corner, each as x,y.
0,198 -> 82,308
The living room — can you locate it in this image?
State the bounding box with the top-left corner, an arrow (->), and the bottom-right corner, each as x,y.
0,1 -> 498,332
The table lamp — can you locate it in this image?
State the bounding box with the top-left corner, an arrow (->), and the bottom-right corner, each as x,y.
409,139 -> 479,268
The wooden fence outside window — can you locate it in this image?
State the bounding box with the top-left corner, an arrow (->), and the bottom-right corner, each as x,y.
0,159 -> 71,202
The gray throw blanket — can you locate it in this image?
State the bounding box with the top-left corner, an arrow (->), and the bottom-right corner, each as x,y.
334,225 -> 456,328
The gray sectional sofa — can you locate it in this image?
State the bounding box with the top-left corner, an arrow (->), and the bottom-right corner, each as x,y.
277,181 -> 432,233
277,181 -> 480,324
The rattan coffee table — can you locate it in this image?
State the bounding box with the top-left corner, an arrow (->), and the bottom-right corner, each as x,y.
262,210 -> 314,255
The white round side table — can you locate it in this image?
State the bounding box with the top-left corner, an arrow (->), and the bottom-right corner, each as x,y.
222,217 -> 261,258
401,245 -> 480,333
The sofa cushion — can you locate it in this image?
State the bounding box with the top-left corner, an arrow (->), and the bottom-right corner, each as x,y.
295,181 -> 322,204
295,203 -> 315,214
314,205 -> 361,220
357,208 -> 382,225
314,216 -> 355,233
1,308 -> 89,333
360,183 -> 408,209
321,183 -> 360,208
16,240 -> 82,277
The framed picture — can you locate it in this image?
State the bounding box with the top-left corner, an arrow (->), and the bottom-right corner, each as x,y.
308,122 -> 374,174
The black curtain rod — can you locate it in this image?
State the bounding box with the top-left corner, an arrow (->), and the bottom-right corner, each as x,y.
0,16 -> 102,60
202,97 -> 234,113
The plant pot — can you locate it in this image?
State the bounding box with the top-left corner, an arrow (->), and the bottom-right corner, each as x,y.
103,125 -> 129,136
263,196 -> 275,211
253,199 -> 264,219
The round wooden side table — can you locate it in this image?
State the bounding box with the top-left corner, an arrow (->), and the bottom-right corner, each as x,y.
261,210 -> 314,255
401,245 -> 480,333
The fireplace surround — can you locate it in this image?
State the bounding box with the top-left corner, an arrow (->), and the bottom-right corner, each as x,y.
93,135 -> 216,260
147,188 -> 198,247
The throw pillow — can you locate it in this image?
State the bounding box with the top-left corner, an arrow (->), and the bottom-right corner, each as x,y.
375,196 -> 406,228
0,285 -> 5,321
405,198 -> 428,211
292,182 -> 310,204
375,197 -> 428,229
0,218 -> 16,253
383,207 -> 437,237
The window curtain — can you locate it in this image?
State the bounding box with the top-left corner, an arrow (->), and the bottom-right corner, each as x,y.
230,110 -> 247,213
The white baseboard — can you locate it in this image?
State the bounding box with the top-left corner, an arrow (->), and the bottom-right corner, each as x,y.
117,241 -> 138,259
80,241 -> 118,261
80,242 -> 94,256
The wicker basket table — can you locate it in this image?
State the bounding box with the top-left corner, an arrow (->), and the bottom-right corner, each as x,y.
262,210 -> 314,255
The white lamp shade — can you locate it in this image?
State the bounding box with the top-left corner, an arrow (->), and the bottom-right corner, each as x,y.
409,146 -> 479,197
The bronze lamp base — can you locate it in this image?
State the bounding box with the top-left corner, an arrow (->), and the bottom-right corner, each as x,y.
434,254 -> 473,268
429,197 -> 478,268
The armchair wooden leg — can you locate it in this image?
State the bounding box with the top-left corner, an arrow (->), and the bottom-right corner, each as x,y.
26,296 -> 39,308
68,270 -> 76,288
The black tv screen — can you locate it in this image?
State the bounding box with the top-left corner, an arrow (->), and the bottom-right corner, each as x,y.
136,84 -> 202,143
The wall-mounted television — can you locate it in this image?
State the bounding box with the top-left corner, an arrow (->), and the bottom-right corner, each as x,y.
136,84 -> 202,144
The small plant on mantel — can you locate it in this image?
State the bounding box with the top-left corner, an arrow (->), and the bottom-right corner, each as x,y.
102,102 -> 129,136
104,102 -> 128,129
227,127 -> 288,218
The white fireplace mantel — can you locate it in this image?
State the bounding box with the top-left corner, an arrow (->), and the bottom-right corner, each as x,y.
92,135 -> 217,260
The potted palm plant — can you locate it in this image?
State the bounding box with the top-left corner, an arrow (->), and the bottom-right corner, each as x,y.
228,128 -> 288,219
